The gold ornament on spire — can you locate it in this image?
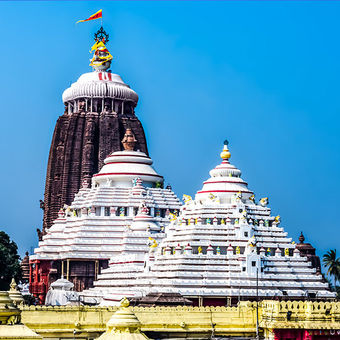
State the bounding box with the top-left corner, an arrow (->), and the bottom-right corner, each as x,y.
90,40 -> 113,71
220,139 -> 231,160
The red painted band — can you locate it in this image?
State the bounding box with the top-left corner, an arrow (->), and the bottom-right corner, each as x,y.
109,260 -> 144,265
203,180 -> 248,185
106,154 -> 150,159
197,190 -> 253,194
94,172 -> 163,178
105,161 -> 148,165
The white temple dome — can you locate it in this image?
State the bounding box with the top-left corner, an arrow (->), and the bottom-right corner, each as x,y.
92,150 -> 163,188
195,144 -> 253,204
62,71 -> 139,104
45,278 -> 79,306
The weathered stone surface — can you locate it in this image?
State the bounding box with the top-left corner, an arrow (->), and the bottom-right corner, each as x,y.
43,110 -> 148,231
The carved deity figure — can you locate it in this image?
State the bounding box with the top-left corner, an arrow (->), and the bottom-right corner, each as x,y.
182,194 -> 192,204
148,237 -> 158,253
169,212 -> 177,222
37,228 -> 43,241
245,236 -> 257,255
138,201 -> 149,215
208,193 -> 220,203
259,197 -> 269,207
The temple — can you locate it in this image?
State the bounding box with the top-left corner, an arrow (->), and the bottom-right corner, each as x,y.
30,30 -> 181,303
82,142 -> 334,305
30,134 -> 181,302
18,25 -> 339,340
42,28 -> 148,232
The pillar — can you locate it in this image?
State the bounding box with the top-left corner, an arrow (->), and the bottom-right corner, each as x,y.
95,260 -> 99,281
61,260 -> 64,278
66,259 -> 70,281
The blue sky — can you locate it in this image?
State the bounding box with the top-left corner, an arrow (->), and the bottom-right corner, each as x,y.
0,1 -> 339,263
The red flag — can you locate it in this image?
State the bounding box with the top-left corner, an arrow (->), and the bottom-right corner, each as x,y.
76,10 -> 102,24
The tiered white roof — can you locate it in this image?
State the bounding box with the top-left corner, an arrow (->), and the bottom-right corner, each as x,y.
62,71 -> 139,105
31,150 -> 181,262
83,143 -> 335,305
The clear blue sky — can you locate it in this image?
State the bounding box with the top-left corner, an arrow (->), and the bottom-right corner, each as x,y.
0,1 -> 339,263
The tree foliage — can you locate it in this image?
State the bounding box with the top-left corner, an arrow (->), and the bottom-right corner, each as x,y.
323,249 -> 340,285
0,230 -> 22,290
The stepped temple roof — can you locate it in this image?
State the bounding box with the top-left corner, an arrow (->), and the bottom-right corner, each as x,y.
32,147 -> 181,263
81,142 -> 335,305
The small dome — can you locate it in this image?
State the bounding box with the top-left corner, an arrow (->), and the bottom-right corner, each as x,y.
130,202 -> 160,232
93,150 -> 163,188
62,71 -> 138,104
50,278 -> 74,291
196,144 -> 253,204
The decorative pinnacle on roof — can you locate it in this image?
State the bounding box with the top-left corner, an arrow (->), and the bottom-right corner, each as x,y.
220,140 -> 231,161
121,128 -> 137,151
94,26 -> 109,43
90,27 -> 113,71
299,232 -> 305,244
120,297 -> 130,308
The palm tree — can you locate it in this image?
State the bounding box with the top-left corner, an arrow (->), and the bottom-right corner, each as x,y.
323,249 -> 340,287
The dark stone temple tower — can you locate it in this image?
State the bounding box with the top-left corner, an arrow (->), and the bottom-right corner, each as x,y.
42,30 -> 148,231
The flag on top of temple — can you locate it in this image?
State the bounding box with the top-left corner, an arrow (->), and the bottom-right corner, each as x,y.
76,9 -> 102,24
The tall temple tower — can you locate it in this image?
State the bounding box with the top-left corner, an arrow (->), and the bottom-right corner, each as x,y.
42,28 -> 148,231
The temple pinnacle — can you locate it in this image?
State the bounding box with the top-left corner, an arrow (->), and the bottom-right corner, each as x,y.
220,142 -> 231,161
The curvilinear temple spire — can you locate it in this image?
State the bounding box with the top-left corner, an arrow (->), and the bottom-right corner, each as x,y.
43,28 -> 148,231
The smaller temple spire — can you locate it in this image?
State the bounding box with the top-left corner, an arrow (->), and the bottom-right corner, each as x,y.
122,128 -> 137,151
299,232 -> 305,244
220,139 -> 231,161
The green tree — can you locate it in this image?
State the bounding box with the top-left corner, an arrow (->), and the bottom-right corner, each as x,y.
155,181 -> 164,189
323,249 -> 340,287
0,231 -> 22,290
336,286 -> 340,299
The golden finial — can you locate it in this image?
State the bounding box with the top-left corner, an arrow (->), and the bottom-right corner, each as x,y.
9,278 -> 17,291
120,297 -> 130,308
220,140 -> 231,160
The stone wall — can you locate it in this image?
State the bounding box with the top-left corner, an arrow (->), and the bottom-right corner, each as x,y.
43,111 -> 148,231
20,300 -> 340,339
21,302 -> 257,339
